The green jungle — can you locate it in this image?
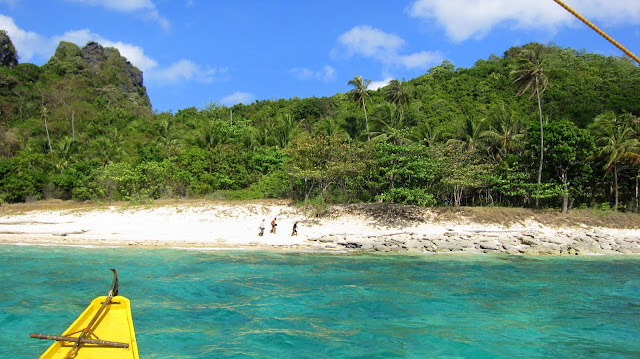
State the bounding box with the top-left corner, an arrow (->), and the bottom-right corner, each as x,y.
1,30 -> 639,213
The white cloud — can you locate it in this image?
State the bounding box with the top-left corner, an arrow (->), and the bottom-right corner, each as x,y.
290,65 -> 336,82
320,65 -> 336,82
334,25 -> 442,70
0,14 -> 51,61
337,25 -> 405,59
63,0 -> 170,31
368,78 -> 393,91
146,59 -> 226,84
220,92 -> 254,106
408,0 -> 640,42
397,51 -> 443,69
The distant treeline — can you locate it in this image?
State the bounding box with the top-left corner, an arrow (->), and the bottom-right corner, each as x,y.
1,39 -> 639,212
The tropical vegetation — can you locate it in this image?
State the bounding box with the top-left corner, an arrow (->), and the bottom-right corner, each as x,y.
1,34 -> 639,213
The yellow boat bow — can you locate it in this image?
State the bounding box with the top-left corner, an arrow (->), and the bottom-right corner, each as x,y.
35,296 -> 139,359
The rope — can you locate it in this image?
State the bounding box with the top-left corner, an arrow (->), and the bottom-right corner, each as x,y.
552,0 -> 640,65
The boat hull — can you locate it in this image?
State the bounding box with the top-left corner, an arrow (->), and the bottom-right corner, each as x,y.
39,295 -> 139,359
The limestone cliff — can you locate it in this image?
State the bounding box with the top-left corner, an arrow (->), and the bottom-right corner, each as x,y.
0,30 -> 18,68
46,41 -> 151,107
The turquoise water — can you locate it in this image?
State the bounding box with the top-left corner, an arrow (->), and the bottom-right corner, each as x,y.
1,245 -> 639,358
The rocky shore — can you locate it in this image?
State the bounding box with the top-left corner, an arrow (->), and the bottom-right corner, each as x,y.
307,227 -> 640,255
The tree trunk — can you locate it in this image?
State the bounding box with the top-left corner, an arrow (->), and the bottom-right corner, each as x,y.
304,178 -> 315,202
636,175 -> 640,213
43,113 -> 52,152
613,162 -> 619,211
535,78 -> 544,209
453,184 -> 463,207
71,110 -> 75,142
362,97 -> 370,141
561,170 -> 569,214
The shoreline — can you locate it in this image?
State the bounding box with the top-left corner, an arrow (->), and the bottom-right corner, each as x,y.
1,200 -> 639,255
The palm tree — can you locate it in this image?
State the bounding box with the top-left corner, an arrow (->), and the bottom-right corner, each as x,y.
589,111 -> 640,211
154,114 -> 180,151
314,116 -> 348,139
446,115 -> 487,153
90,129 -> 127,166
510,44 -> 548,203
483,102 -> 525,162
370,103 -> 407,144
275,113 -> 302,148
252,122 -> 279,147
53,136 -> 75,172
340,115 -> 366,142
194,120 -> 232,150
411,121 -> 441,147
383,79 -> 411,116
348,75 -> 371,140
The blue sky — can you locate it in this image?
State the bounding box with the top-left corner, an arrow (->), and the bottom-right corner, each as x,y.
1,0 -> 639,113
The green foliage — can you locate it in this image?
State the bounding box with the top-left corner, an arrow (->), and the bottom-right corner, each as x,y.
51,160 -> 102,200
1,38 -> 639,212
0,158 -> 47,202
286,135 -> 365,201
299,195 -> 329,218
250,170 -> 290,199
376,187 -> 437,206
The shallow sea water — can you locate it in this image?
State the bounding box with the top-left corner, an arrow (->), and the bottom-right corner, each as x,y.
1,245 -> 639,358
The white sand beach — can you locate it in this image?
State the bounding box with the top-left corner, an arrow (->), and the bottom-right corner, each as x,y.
0,200 -> 639,255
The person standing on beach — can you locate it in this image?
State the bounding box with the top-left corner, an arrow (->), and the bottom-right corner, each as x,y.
291,221 -> 298,236
258,219 -> 265,236
270,218 -> 277,234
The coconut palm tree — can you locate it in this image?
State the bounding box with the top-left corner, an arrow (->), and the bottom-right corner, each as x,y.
411,121 -> 441,147
383,79 -> 411,116
510,44 -> 548,203
340,115 -> 366,142
314,116 -> 348,139
252,122 -> 279,148
53,136 -> 75,172
483,102 -> 525,162
90,129 -> 127,166
274,113 -> 302,148
589,111 -> 640,211
370,103 -> 407,144
348,75 -> 371,140
154,114 -> 180,151
195,120 -> 228,150
446,115 -> 487,153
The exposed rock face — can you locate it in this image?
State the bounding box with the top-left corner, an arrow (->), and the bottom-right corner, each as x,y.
0,30 -> 18,68
48,41 -> 150,107
306,227 -> 640,255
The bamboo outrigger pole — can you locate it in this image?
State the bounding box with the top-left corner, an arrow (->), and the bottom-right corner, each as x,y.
552,0 -> 640,65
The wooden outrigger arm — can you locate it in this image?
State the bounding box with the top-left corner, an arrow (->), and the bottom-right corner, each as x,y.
29,333 -> 129,349
30,268 -> 129,357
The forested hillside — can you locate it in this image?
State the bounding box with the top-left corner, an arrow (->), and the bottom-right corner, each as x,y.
1,31 -> 639,212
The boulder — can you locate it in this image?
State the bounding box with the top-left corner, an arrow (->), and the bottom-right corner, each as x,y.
479,241 -> 503,251
520,237 -> 541,246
